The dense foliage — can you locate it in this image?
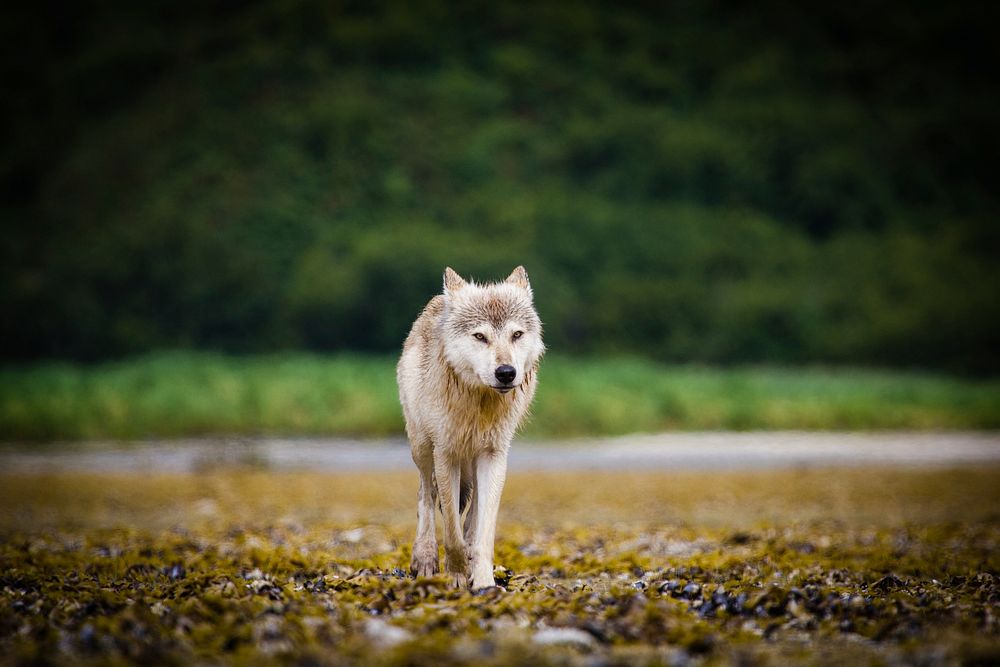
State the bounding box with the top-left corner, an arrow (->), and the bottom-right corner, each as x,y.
2,1 -> 997,371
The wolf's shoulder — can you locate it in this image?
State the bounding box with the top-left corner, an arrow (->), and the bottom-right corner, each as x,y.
414,295 -> 445,331
402,295 -> 445,351
421,294 -> 445,319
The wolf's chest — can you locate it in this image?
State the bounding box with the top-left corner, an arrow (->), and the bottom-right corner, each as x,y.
435,393 -> 523,459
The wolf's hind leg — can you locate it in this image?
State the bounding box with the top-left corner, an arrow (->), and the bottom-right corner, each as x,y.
410,446 -> 439,578
435,454 -> 469,588
461,465 -> 478,546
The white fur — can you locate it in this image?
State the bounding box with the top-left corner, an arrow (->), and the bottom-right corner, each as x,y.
397,266 -> 544,589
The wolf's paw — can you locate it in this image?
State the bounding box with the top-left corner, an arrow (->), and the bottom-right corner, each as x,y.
470,568 -> 497,591
444,546 -> 470,575
446,571 -> 469,589
410,543 -> 439,578
410,558 -> 439,578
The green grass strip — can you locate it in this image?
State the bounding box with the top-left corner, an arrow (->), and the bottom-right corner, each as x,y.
1,352 -> 998,441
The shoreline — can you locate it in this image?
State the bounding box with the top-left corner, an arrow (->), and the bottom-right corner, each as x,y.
2,431 -> 998,473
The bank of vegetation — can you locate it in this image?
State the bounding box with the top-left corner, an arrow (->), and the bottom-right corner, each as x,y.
2,1 -> 997,373
2,352 -> 997,441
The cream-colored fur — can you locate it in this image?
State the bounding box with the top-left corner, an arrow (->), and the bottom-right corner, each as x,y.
397,266 -> 544,589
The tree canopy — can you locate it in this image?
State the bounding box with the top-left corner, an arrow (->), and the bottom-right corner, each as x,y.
2,0 -> 997,372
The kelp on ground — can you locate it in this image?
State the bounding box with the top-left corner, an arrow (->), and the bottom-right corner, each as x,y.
1,468 -> 998,665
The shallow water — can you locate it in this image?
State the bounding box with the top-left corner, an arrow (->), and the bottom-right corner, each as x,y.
2,431 -> 998,473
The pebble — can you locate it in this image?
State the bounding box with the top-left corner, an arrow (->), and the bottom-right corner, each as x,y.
340,528 -> 365,543
364,618 -> 412,649
658,579 -> 682,594
532,626 -> 596,650
682,582 -> 701,599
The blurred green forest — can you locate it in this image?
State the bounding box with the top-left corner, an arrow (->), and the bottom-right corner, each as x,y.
2,0 -> 998,372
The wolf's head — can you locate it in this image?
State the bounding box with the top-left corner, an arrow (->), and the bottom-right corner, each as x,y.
440,266 -> 545,394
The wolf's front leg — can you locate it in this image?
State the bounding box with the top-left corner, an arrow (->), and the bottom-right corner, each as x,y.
435,455 -> 469,588
469,449 -> 508,589
410,448 -> 439,577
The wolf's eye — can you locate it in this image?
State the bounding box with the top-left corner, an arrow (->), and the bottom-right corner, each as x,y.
473,333 -> 488,343
512,330 -> 524,341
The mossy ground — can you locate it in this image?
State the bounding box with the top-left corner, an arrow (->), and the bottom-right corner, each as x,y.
1,467 -> 998,665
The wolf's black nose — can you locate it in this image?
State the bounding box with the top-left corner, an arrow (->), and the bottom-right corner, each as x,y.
495,365 -> 516,384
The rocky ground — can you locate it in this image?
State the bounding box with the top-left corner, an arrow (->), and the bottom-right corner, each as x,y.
1,466 -> 998,665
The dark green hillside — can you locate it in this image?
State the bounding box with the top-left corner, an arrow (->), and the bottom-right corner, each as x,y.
2,1 -> 997,371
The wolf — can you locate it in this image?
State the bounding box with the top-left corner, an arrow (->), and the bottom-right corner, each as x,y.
397,266 -> 544,589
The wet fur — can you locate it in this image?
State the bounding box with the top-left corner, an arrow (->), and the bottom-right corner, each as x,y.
397,266 -> 544,589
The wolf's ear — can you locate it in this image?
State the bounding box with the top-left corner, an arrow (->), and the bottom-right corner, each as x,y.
505,265 -> 531,292
443,267 -> 467,293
